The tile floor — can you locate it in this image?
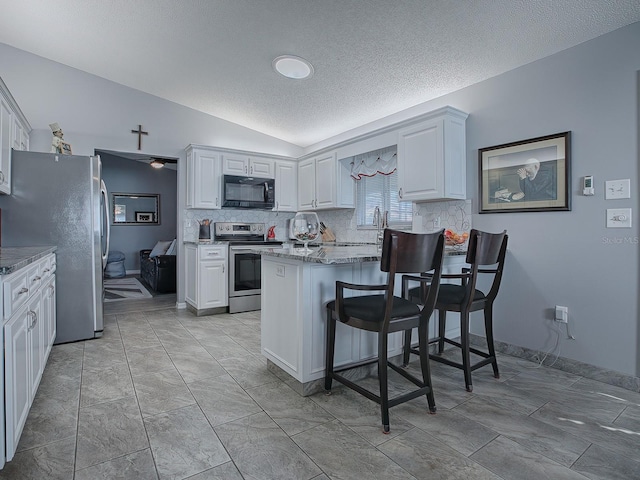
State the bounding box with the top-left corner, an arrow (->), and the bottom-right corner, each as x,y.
2,305 -> 640,479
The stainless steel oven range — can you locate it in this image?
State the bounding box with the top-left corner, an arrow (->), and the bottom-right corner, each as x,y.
214,222 -> 281,313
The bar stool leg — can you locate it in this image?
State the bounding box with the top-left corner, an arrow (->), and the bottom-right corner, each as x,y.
378,332 -> 390,433
418,319 -> 436,413
460,310 -> 473,392
484,305 -> 500,378
325,308 -> 336,392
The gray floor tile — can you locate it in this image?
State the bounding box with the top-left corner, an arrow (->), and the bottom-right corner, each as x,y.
75,396 -> 149,469
310,383 -> 416,446
0,436 -> 76,480
379,427 -> 501,479
394,401 -> 498,456
199,334 -> 254,360
613,404 -> 640,430
74,448 -> 159,480
215,412 -> 321,480
247,381 -> 335,435
132,368 -> 196,417
145,404 -> 230,480
571,443 -> 640,479
294,420 -> 415,480
16,388 -> 79,452
217,353 -> 280,389
531,401 -> 640,461
80,361 -> 135,407
188,373 -> 262,426
470,435 -> 590,480
169,350 -> 226,384
121,329 -> 163,351
184,461 -> 244,479
455,396 -> 590,466
125,347 -> 176,376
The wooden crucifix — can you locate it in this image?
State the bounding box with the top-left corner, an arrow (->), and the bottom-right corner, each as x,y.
131,124 -> 148,150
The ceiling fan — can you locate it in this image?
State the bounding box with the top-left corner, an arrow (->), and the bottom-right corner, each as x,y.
149,156 -> 178,169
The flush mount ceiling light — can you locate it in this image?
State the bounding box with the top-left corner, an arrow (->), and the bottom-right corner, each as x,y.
149,158 -> 165,169
272,55 -> 314,79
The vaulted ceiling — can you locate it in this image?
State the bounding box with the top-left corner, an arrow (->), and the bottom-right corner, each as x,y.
1,1 -> 639,147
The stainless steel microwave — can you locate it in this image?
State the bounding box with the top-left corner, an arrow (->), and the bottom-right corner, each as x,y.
222,175 -> 275,209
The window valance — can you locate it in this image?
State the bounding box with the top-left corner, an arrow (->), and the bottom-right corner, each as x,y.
350,147 -> 397,180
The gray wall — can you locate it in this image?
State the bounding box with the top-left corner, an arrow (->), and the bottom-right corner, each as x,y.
100,152 -> 177,270
1,22 -> 639,377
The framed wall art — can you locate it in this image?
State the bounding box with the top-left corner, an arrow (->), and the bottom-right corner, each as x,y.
479,131 -> 571,213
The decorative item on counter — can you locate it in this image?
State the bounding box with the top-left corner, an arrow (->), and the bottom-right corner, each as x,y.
267,225 -> 276,240
49,122 -> 72,155
198,219 -> 211,240
290,211 -> 320,253
319,221 -> 336,242
444,229 -> 468,248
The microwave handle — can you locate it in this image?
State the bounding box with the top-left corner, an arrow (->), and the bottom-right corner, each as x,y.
264,182 -> 269,202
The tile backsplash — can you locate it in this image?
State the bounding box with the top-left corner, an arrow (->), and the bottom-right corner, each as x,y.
184,199 -> 471,243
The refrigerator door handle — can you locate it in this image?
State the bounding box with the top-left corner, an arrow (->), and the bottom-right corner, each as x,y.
101,179 -> 110,268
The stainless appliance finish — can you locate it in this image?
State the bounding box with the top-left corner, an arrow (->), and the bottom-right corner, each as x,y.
222,175 -> 275,209
214,222 -> 279,313
0,150 -> 110,343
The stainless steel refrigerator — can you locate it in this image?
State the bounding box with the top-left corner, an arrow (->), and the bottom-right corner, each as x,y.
0,150 -> 110,343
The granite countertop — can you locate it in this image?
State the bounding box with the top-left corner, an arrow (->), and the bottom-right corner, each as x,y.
183,240 -> 229,246
255,244 -> 466,265
0,246 -> 57,275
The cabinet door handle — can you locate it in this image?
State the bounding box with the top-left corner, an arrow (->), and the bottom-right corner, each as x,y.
0,171 -> 4,184
28,310 -> 37,330
216,197 -> 218,206
245,165 -> 248,174
222,265 -> 225,273
399,188 -> 403,199
250,165 -> 253,174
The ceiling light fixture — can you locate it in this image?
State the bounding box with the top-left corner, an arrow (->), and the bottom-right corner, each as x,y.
272,55 -> 314,79
149,158 -> 165,169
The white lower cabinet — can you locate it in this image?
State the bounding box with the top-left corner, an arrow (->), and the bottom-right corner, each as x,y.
2,253 -> 56,466
185,244 -> 228,314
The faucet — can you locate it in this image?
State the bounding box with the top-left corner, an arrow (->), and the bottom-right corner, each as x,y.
373,207 -> 388,246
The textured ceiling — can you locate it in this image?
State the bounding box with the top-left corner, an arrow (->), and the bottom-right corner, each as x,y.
1,1 -> 639,147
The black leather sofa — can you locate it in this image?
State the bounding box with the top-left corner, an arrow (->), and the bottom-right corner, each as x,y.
139,249 -> 176,293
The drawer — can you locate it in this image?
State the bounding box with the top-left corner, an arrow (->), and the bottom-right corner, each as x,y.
40,254 -> 56,279
199,245 -> 227,260
26,264 -> 42,296
4,270 -> 30,319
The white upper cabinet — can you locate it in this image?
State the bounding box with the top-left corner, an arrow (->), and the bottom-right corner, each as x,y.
0,77 -> 31,195
274,159 -> 297,212
297,152 -> 354,210
186,146 -> 221,209
222,153 -> 274,178
397,106 -> 468,202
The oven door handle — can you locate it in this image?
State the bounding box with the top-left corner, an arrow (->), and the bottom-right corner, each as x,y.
230,246 -> 259,251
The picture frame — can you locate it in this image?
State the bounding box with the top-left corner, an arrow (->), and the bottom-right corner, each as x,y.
135,212 -> 154,223
60,141 -> 72,155
479,131 -> 571,214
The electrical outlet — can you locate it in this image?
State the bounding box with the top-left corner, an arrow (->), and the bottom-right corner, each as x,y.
555,305 -> 568,323
276,265 -> 285,277
434,216 -> 441,229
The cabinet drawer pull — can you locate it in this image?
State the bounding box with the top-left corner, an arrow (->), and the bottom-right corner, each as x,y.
32,275 -> 42,282
206,252 -> 220,256
43,268 -> 50,273
18,287 -> 29,296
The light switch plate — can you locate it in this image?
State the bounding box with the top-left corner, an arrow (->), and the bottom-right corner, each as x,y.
606,208 -> 632,228
605,179 -> 631,199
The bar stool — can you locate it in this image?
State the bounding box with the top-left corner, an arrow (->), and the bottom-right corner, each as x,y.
325,229 -> 445,433
403,229 -> 508,392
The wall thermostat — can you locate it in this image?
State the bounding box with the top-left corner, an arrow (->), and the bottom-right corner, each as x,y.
583,175 -> 594,196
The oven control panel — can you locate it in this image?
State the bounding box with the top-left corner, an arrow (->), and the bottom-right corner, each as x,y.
214,222 -> 265,240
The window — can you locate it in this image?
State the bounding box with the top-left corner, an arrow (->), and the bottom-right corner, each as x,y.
356,170 -> 412,228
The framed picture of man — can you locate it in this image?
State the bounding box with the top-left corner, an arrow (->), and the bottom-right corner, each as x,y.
479,131 -> 571,213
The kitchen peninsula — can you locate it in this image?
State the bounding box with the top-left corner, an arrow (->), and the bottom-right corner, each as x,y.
258,243 -> 465,394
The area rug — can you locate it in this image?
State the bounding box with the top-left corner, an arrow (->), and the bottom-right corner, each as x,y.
104,277 -> 153,302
